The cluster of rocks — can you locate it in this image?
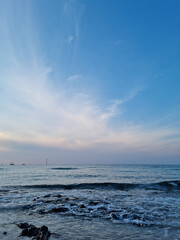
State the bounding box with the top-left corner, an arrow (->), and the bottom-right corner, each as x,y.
17,223 -> 51,240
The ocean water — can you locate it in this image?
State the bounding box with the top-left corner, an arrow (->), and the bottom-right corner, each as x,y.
0,164 -> 180,239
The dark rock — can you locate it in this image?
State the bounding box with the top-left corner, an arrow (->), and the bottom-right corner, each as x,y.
88,208 -> 93,211
54,194 -> 62,198
132,214 -> 141,220
40,225 -> 48,232
111,213 -> 119,220
79,204 -> 85,208
65,197 -> 69,201
44,194 -> 51,198
49,207 -> 68,213
44,200 -> 52,203
17,222 -> 29,229
18,222 -> 51,240
20,228 -> 29,236
28,226 -> 39,237
39,210 -> 45,214
37,231 -> 51,240
70,203 -> 76,206
98,206 -> 106,211
3,231 -> 7,235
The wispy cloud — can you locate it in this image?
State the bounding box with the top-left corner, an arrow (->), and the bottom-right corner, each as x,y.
63,0 -> 83,43
1,62 -> 180,156
0,0 -> 180,163
68,35 -> 74,43
67,74 -> 82,81
100,87 -> 144,121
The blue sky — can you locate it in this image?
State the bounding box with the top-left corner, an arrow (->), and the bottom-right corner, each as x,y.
0,0 -> 180,164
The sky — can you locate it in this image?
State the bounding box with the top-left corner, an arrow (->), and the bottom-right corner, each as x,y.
0,0 -> 180,165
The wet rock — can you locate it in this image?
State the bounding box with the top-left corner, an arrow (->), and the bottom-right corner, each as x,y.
3,231 -> 7,235
28,226 -> 39,237
88,208 -> 94,211
79,204 -> 86,208
39,206 -> 69,214
98,206 -> 106,211
49,207 -> 68,213
18,223 -> 51,239
122,213 -> 128,218
44,200 -> 52,203
55,199 -> 62,203
36,231 -> 51,240
20,228 -> 29,236
40,225 -> 48,232
132,214 -> 141,220
54,194 -> 62,198
17,222 -> 29,229
70,203 -> 76,206
44,194 -> 51,198
39,210 -> 46,214
111,213 -> 119,220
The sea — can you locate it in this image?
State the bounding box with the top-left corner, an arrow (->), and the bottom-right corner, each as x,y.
0,164 -> 179,239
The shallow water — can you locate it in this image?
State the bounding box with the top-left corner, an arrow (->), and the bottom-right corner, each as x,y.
0,164 -> 180,239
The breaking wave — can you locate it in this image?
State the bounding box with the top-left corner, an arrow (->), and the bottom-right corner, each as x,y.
6,180 -> 180,191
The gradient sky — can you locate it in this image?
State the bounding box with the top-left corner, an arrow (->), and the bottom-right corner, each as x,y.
0,0 -> 180,164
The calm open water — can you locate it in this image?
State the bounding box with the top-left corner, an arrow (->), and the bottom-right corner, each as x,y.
0,164 -> 180,239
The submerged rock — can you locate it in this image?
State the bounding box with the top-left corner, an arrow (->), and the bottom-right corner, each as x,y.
79,204 -> 86,208
98,206 -> 107,211
44,200 -> 52,203
39,210 -> 46,215
89,200 -> 99,205
54,194 -> 62,198
111,213 -> 119,220
43,194 -> 51,198
49,207 -> 68,213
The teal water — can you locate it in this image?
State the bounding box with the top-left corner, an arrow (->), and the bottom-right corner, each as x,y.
0,164 -> 180,239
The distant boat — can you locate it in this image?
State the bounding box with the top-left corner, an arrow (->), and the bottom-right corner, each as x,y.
10,162 -> 15,165
22,163 -> 25,166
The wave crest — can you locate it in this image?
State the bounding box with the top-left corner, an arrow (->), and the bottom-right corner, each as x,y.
10,180 -> 180,191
